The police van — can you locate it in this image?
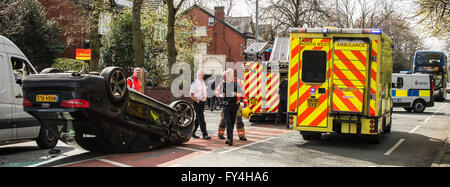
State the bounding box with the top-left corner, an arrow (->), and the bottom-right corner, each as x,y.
392,73 -> 434,113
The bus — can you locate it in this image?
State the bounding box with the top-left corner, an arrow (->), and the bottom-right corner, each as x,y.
413,51 -> 448,101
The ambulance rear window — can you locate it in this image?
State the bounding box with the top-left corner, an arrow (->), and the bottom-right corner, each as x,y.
302,50 -> 327,83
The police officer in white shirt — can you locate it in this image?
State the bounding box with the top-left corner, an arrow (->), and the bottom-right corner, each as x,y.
190,70 -> 211,140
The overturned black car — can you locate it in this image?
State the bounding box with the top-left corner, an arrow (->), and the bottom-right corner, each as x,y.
22,67 -> 195,153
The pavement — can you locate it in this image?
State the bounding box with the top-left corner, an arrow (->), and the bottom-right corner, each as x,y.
432,136 -> 450,167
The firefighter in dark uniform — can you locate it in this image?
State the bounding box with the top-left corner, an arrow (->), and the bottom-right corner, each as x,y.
218,69 -> 243,146
275,78 -> 288,127
216,73 -> 247,141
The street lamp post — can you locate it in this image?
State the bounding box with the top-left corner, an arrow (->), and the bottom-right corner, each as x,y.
336,0 -> 339,27
256,0 -> 259,43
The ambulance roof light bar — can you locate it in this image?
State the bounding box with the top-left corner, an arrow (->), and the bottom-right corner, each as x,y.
290,28 -> 382,35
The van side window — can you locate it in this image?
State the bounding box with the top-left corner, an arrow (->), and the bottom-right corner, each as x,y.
301,50 -> 327,83
396,77 -> 404,88
11,57 -> 31,83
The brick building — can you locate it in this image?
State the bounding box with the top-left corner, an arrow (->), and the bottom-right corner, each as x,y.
37,0 -> 89,59
182,5 -> 252,63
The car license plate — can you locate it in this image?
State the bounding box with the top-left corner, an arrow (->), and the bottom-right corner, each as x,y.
307,98 -> 319,108
249,98 -> 258,105
36,95 -> 58,102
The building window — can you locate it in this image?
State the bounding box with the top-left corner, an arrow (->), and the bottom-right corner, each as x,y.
208,17 -> 214,26
194,26 -> 207,37
301,50 -> 327,83
197,43 -> 207,55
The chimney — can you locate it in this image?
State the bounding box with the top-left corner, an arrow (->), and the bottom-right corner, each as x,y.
214,6 -> 225,21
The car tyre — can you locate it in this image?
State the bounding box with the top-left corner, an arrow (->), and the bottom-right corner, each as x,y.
169,100 -> 195,144
36,125 -> 58,149
100,67 -> 128,106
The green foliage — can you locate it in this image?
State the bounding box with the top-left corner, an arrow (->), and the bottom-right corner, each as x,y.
415,0 -> 449,38
101,9 -> 135,69
0,0 -> 66,71
51,58 -> 86,72
101,6 -> 196,86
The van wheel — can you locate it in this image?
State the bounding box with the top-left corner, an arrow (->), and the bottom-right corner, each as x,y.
412,100 -> 426,113
36,125 -> 58,149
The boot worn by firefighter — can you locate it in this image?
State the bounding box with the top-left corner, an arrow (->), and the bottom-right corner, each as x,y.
225,139 -> 233,146
218,111 -> 226,140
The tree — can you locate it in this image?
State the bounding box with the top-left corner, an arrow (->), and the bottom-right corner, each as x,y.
132,0 -> 145,92
88,0 -> 105,72
166,0 -> 187,87
415,0 -> 449,38
101,9 -> 135,70
101,6 -> 196,87
0,0 -> 65,71
260,0 -> 329,35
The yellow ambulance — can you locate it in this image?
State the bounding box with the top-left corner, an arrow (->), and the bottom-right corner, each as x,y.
287,28 -> 393,143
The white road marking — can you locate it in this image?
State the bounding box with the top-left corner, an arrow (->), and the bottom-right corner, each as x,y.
219,137 -> 277,154
174,146 -> 211,153
97,158 -> 132,167
384,138 -> 405,156
409,125 -> 421,134
421,103 -> 448,124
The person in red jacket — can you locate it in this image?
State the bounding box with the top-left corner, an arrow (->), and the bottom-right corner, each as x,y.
127,67 -> 142,93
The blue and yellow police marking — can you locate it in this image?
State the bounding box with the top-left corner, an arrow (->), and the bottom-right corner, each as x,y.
392,89 -> 430,97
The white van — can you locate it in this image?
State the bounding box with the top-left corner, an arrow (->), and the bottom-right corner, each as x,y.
0,35 -> 57,148
392,73 -> 434,113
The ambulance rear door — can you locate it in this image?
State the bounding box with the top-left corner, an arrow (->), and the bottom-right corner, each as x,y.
296,38 -> 332,128
331,39 -> 370,114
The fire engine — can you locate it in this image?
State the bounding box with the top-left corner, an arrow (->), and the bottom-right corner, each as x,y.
242,37 -> 290,122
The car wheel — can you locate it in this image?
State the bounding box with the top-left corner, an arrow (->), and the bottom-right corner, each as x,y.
100,67 -> 128,105
169,100 -> 195,144
170,100 -> 194,128
36,125 -> 58,149
412,100 -> 426,113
